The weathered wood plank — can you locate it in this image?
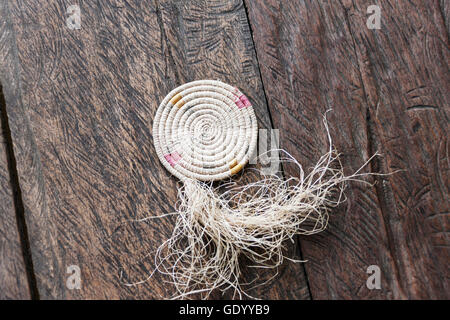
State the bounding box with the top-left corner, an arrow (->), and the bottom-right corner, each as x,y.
245,0 -> 449,299
0,90 -> 31,300
342,0 -> 449,299
157,0 -> 310,300
0,4 -> 32,299
0,0 -> 309,299
245,0 -> 402,299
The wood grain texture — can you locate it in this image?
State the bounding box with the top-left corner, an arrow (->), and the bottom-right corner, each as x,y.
0,3 -> 31,299
157,0 -> 310,299
0,91 -> 31,300
245,0 -> 449,299
0,0 -> 309,299
342,0 -> 449,299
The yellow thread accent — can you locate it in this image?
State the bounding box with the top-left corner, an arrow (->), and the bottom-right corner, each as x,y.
169,93 -> 182,105
175,99 -> 185,108
229,159 -> 238,169
230,163 -> 243,175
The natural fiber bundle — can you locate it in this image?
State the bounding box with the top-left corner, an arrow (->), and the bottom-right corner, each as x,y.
144,80 -> 378,299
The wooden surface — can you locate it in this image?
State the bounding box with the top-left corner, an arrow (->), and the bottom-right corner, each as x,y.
245,0 -> 449,299
0,0 -> 448,299
0,86 -> 31,299
0,6 -> 32,299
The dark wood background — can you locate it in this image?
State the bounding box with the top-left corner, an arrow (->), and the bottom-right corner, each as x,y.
0,0 -> 448,299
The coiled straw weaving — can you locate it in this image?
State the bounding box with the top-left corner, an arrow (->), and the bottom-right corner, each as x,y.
153,79 -> 258,181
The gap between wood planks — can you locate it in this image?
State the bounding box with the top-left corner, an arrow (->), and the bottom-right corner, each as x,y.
241,0 -> 314,299
0,83 -> 40,300
154,0 -> 312,298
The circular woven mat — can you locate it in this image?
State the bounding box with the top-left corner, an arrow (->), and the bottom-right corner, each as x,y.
153,80 -> 258,182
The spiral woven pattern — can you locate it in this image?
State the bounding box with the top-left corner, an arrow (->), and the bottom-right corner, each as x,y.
153,80 -> 258,181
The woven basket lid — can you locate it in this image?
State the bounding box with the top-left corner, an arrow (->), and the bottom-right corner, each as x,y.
152,80 -> 258,182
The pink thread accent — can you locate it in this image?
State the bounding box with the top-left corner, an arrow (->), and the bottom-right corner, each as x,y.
164,154 -> 175,166
171,151 -> 181,162
164,152 -> 182,167
235,97 -> 245,109
239,94 -> 251,107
